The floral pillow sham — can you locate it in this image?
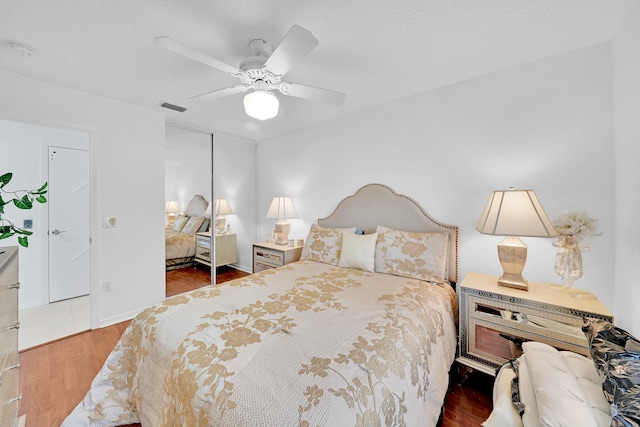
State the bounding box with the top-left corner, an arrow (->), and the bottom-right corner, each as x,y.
374,225 -> 449,283
301,224 -> 356,265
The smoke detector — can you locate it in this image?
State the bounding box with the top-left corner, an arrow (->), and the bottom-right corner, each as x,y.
0,40 -> 35,57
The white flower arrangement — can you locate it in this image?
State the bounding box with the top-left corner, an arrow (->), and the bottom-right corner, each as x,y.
552,210 -> 599,242
552,210 -> 599,288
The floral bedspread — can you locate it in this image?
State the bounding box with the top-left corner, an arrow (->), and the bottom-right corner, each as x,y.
62,260 -> 457,427
165,229 -> 196,261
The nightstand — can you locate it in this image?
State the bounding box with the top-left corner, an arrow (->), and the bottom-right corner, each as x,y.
252,242 -> 303,273
195,232 -> 238,268
457,272 -> 613,376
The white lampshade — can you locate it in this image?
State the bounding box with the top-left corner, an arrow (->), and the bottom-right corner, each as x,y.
266,196 -> 298,220
165,200 -> 181,214
476,188 -> 556,291
243,81 -> 279,120
476,188 -> 557,238
266,196 -> 298,245
215,198 -> 234,216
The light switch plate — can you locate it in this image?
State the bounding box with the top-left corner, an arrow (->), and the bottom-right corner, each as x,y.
102,217 -> 117,228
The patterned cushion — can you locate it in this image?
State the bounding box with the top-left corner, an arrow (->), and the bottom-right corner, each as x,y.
171,214 -> 189,232
374,225 -> 449,282
583,319 -> 640,427
301,224 -> 355,265
181,216 -> 205,236
338,232 -> 378,272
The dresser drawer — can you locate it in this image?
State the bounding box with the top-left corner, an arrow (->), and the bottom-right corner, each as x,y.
196,235 -> 211,250
254,247 -> 285,268
468,294 -> 587,347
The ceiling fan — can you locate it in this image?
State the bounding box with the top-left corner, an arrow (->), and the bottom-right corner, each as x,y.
155,25 -> 346,120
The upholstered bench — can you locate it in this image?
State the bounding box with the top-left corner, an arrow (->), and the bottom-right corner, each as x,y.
483,320 -> 640,427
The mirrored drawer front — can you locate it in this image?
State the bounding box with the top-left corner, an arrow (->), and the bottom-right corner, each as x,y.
467,294 -> 591,350
254,248 -> 284,267
197,237 -> 211,249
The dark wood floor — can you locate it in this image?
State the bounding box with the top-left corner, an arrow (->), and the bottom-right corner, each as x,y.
18,266 -> 492,427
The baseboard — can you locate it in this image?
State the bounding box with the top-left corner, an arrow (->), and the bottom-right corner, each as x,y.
99,307 -> 145,328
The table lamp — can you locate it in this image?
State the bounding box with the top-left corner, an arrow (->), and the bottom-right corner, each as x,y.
476,188 -> 557,290
208,199 -> 233,234
165,200 -> 181,226
266,196 -> 298,245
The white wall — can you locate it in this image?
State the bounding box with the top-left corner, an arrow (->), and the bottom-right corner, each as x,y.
0,119 -> 89,310
0,69 -> 166,328
214,134 -> 257,272
613,4 -> 640,333
257,42 -> 616,311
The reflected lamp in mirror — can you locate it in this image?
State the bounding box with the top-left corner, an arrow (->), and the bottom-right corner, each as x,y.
208,199 -> 233,234
476,187 -> 557,291
165,200 -> 181,226
266,196 -> 298,245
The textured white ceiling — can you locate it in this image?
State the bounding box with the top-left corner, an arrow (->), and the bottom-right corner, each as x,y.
0,0 -> 637,140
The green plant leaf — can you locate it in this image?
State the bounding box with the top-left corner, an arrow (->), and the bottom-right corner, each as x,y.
18,236 -> 28,247
14,195 -> 33,209
15,228 -> 33,236
0,173 -> 12,188
37,182 -> 48,192
1,231 -> 14,239
36,195 -> 47,204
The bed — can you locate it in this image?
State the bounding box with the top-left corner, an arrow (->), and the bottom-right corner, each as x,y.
63,183 -> 460,426
165,195 -> 210,270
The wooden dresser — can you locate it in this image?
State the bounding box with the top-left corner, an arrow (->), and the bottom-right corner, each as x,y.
0,246 -> 21,427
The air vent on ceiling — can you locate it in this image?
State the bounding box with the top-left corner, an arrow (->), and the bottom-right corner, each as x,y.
160,102 -> 187,113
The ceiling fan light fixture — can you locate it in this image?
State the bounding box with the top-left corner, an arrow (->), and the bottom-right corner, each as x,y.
243,83 -> 279,120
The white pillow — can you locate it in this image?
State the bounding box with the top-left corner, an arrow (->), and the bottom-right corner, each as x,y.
338,232 -> 378,272
171,214 -> 189,232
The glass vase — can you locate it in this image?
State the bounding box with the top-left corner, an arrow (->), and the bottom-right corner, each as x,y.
553,235 -> 583,289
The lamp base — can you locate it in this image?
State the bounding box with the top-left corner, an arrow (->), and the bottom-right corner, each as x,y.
497,236 -> 529,291
215,216 -> 226,234
273,221 -> 290,245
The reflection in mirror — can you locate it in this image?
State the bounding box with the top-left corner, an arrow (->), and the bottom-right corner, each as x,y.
213,134 -> 258,280
165,123 -> 214,297
164,124 -> 254,298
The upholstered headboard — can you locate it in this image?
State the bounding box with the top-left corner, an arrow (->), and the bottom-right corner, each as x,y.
318,184 -> 459,284
184,195 -> 209,217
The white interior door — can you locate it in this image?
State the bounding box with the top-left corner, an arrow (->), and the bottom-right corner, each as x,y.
49,146 -> 90,302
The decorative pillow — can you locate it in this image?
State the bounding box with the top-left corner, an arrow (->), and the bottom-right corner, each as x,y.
171,214 -> 189,232
198,217 -> 210,233
583,318 -> 640,427
300,224 -> 356,265
374,225 -> 449,282
338,232 -> 378,272
181,216 -> 205,236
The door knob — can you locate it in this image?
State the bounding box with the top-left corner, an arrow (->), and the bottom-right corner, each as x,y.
51,229 -> 67,235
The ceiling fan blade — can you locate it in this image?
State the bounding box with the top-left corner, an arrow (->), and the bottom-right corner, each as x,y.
279,82 -> 346,105
264,25 -> 318,76
155,36 -> 241,76
189,85 -> 248,102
